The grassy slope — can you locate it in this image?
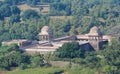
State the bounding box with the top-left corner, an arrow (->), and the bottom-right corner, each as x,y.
7,66 -> 97,74
66,67 -> 96,74
7,67 -> 63,74
6,68 -> 95,74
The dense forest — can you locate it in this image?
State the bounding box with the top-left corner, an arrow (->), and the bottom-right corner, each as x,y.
0,0 -> 120,74
0,0 -> 120,42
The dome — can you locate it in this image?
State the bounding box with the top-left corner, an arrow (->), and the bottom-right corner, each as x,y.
39,26 -> 53,35
89,26 -> 102,36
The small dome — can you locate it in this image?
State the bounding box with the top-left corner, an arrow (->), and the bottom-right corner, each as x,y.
89,26 -> 102,36
39,26 -> 53,35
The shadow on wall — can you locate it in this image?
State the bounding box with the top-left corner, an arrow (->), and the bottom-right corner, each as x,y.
99,40 -> 108,50
80,43 -> 94,51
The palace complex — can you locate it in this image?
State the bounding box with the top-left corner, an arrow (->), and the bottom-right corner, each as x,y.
2,26 -> 112,54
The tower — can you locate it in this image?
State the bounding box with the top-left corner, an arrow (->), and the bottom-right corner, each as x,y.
39,26 -> 53,42
88,26 -> 103,50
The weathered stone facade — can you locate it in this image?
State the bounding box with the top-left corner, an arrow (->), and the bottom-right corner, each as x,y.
2,26 -> 112,54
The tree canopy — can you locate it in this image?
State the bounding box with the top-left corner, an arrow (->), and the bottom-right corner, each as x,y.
22,9 -> 40,21
0,44 -> 45,70
55,42 -> 85,58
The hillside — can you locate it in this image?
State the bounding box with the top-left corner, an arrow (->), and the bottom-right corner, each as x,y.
7,67 -> 63,74
0,0 -> 120,74
18,4 -> 50,15
0,0 -> 119,41
6,66 -> 95,74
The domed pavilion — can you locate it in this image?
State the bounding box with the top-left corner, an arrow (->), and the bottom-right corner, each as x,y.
87,26 -> 103,50
89,26 -> 102,36
39,26 -> 53,41
88,26 -> 103,40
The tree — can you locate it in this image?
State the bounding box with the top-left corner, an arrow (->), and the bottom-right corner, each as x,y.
26,0 -> 38,6
0,44 -> 31,70
22,9 -> 40,21
55,42 -> 85,58
30,53 -> 44,68
0,13 -> 4,20
107,25 -> 120,39
64,21 -> 71,32
44,52 -> 52,64
9,14 -> 20,23
99,39 -> 120,73
84,52 -> 100,68
102,39 -> 120,66
50,2 -> 71,16
0,4 -> 11,17
5,0 -> 18,5
11,6 -> 21,14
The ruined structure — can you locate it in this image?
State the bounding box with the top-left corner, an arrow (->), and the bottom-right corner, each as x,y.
2,39 -> 31,47
39,26 -> 53,41
2,26 -> 112,54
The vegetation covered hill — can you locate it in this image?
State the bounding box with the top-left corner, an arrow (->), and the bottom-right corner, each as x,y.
53,41 -> 120,74
0,0 -> 120,42
5,40 -> 120,74
0,0 -> 120,74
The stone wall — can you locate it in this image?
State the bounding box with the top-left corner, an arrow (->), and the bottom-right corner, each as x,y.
80,43 -> 94,51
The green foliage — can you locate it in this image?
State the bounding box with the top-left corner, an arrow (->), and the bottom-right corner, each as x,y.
0,4 -> 21,21
10,6 -> 20,15
84,52 -> 100,68
0,44 -> 20,53
0,15 -> 49,42
0,44 -> 31,70
0,13 -> 4,20
50,2 -> 71,16
0,0 -> 119,41
0,45 -> 17,69
44,52 -> 52,64
0,44 -> 45,70
4,0 -> 20,5
9,14 -> 20,23
49,19 -> 68,37
22,9 -> 40,21
100,39 -> 120,68
0,4 -> 11,17
107,25 -> 120,39
26,0 -> 38,6
0,0 -> 119,73
63,21 -> 71,32
30,53 -> 44,68
55,42 -> 85,58
19,63 -> 29,70
7,67 -> 64,74
66,66 -> 96,74
52,39 -> 120,73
